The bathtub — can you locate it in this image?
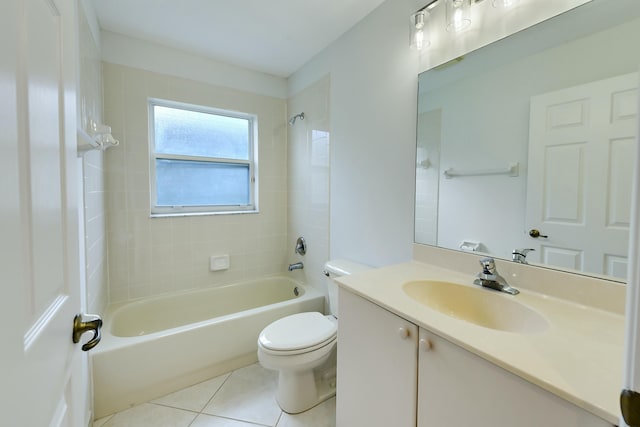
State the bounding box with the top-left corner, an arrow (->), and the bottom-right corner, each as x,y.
92,276 -> 324,418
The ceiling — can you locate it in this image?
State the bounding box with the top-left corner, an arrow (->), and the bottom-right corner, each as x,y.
91,0 -> 387,78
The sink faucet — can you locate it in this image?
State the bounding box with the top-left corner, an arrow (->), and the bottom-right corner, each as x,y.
512,248 -> 534,264
288,262 -> 304,272
473,257 -> 519,295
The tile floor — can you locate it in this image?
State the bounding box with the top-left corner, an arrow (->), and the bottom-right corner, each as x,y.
93,363 -> 336,427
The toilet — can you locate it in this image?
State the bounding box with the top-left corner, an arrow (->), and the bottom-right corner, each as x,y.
257,259 -> 369,414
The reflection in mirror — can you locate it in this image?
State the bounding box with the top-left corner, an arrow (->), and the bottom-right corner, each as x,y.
415,0 -> 640,281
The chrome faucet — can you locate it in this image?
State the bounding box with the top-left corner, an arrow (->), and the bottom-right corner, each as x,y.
473,257 -> 519,295
288,262 -> 304,272
512,248 -> 534,264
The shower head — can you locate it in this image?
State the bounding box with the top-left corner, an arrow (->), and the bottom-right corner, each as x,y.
288,112 -> 305,126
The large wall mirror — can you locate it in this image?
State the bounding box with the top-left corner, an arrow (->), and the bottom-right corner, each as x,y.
415,0 -> 640,282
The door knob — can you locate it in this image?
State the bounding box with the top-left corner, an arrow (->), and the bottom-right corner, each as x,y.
529,229 -> 548,239
621,389 -> 640,426
72,313 -> 103,351
420,338 -> 433,351
398,327 -> 411,339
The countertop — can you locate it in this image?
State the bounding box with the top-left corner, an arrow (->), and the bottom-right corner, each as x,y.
336,260 -> 624,425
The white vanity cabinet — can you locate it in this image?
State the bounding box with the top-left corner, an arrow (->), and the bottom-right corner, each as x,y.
418,329 -> 612,427
337,288 -> 614,427
336,288 -> 418,427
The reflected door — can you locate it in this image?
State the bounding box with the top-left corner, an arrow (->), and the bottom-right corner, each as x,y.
525,73 -> 638,279
1,0 -> 85,425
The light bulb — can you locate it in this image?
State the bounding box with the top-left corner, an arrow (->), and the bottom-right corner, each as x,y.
410,10 -> 430,50
446,0 -> 471,32
492,0 -> 519,8
453,9 -> 463,29
414,29 -> 425,50
414,10 -> 425,30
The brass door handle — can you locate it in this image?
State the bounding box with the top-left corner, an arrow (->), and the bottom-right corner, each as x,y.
72,313 -> 103,351
529,229 -> 548,239
621,389 -> 640,426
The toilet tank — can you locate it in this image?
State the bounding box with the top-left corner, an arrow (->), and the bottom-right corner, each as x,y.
324,259 -> 370,317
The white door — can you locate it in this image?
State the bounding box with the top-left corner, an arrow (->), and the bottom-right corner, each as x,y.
526,73 -> 638,279
1,0 -> 89,426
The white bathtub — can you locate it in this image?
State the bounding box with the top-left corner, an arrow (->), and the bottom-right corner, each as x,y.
92,276 -> 324,418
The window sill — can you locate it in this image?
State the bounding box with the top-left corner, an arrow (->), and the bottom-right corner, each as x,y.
150,209 -> 259,219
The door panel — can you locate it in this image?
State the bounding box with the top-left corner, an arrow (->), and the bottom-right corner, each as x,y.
1,0 -> 84,425
526,73 -> 638,279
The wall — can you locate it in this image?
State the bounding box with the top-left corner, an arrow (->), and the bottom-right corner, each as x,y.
78,1 -> 108,316
287,0 -> 595,268
76,2 -> 105,424
286,76 -> 331,295
101,31 -> 287,99
289,0 -> 419,267
103,63 -> 288,303
96,0 -> 602,296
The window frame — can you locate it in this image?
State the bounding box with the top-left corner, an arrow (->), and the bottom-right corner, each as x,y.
148,98 -> 258,216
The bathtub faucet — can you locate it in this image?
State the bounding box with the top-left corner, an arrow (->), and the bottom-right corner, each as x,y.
288,262 -> 304,272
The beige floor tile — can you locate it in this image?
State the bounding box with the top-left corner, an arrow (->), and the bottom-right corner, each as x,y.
101,403 -> 197,427
191,413 -> 271,427
276,397 -> 336,427
202,364 -> 281,426
151,373 -> 231,412
94,363 -> 337,427
92,415 -> 113,427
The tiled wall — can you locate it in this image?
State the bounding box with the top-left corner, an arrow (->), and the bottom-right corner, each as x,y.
103,63 -> 288,303
78,3 -> 108,315
286,76 -> 331,296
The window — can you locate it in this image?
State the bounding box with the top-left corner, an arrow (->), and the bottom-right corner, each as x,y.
149,99 -> 257,215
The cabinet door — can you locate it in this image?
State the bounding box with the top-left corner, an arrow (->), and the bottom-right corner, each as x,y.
417,329 -> 612,427
337,289 -> 418,427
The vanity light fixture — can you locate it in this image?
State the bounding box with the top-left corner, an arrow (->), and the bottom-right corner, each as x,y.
412,0 -> 506,49
446,0 -> 471,32
410,0 -> 439,50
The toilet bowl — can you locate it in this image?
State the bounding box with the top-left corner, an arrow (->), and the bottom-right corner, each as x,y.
258,312 -> 337,413
257,259 -> 369,414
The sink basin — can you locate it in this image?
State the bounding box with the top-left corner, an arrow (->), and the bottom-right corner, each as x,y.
403,280 -> 549,334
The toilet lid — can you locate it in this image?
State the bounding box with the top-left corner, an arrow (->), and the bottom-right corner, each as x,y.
259,312 -> 337,352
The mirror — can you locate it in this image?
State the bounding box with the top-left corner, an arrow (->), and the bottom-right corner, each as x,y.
415,0 -> 640,281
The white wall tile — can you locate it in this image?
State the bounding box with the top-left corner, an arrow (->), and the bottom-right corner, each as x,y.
286,76 -> 331,296
78,6 -> 108,315
104,63 -> 288,301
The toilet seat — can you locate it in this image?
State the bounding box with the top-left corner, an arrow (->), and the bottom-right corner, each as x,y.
258,312 -> 337,355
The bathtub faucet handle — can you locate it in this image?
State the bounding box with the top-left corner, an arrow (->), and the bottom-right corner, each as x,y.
295,237 -> 306,256
288,262 -> 304,272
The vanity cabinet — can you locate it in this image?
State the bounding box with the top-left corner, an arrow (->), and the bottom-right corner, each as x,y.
418,329 -> 612,427
336,288 -> 418,427
337,288 -> 614,427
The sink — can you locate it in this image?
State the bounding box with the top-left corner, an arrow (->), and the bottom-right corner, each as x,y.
403,280 -> 549,334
